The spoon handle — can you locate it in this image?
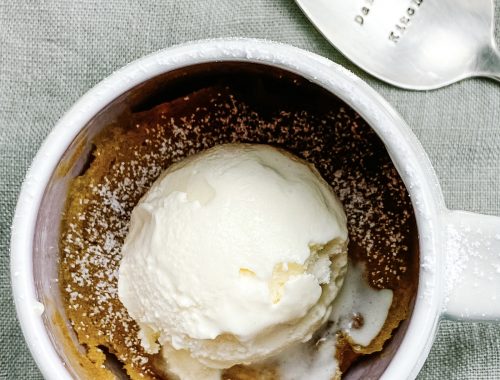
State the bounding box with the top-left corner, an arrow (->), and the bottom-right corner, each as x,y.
478,45 -> 500,83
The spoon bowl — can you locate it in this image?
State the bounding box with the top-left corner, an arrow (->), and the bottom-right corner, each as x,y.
296,0 -> 500,89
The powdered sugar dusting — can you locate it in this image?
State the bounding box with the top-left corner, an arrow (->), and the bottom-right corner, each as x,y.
444,212 -> 500,319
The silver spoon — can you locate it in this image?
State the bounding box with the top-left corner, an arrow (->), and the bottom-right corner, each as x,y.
295,0 -> 500,90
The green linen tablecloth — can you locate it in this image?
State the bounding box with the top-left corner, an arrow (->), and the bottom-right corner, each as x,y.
1,1 -> 499,379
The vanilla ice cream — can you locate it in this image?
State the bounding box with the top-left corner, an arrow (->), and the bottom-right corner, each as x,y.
118,143 -> 348,371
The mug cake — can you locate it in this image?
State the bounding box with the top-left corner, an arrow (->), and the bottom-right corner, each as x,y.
58,64 -> 419,379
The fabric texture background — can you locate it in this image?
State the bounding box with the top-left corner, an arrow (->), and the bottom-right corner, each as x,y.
1,1 -> 499,379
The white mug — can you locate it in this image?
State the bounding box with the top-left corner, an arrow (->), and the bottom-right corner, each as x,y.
10,39 -> 500,380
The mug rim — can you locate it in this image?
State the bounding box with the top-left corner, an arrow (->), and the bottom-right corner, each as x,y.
10,38 -> 445,380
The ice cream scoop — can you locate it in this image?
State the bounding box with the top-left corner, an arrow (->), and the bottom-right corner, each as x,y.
118,143 -> 348,371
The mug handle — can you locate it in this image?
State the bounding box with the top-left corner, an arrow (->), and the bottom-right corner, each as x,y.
442,210 -> 500,321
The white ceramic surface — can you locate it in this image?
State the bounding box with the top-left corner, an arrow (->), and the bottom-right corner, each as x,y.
10,39 -> 500,380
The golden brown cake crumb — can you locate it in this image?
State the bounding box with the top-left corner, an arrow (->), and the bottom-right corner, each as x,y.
60,82 -> 418,379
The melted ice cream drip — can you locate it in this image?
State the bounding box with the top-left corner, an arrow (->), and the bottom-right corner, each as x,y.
328,261 -> 393,346
273,332 -> 338,380
163,261 -> 393,380
269,261 -> 393,380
